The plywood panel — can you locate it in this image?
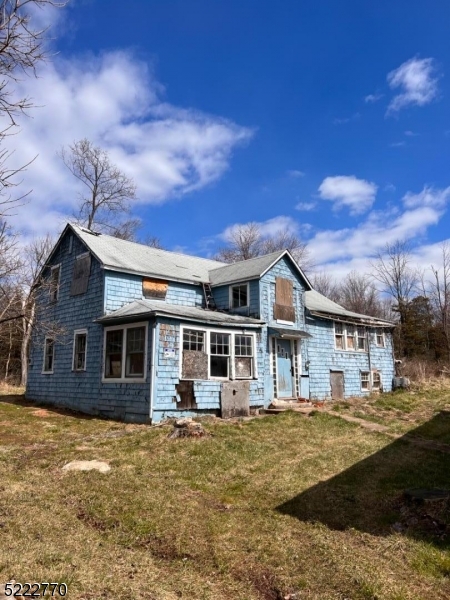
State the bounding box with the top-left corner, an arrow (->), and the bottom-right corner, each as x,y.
143,278 -> 168,299
275,277 -> 293,306
181,350 -> 208,380
221,381 -> 250,418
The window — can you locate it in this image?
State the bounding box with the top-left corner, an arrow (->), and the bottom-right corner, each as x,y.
104,324 -> 147,381
70,253 -> 91,296
143,278 -> 168,300
230,283 -> 248,308
210,332 -> 230,378
361,371 -> 370,391
235,335 -> 253,378
372,371 -> 382,390
376,331 -> 385,347
357,326 -> 366,351
181,328 -> 256,381
274,277 -> 295,322
334,322 -> 344,349
73,330 -> 87,371
49,265 -> 60,302
334,322 -> 367,352
43,338 -> 54,373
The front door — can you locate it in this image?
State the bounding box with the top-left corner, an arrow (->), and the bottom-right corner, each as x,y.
276,338 -> 293,398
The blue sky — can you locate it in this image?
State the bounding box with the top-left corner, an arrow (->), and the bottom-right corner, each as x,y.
9,0 -> 450,277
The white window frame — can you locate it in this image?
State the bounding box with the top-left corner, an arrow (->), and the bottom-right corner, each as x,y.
102,322 -> 148,383
42,336 -> 55,374
334,322 -> 368,353
360,371 -> 370,391
49,264 -> 61,302
229,282 -> 250,309
372,370 -> 382,390
72,329 -> 88,372
375,331 -> 385,348
179,325 -> 258,381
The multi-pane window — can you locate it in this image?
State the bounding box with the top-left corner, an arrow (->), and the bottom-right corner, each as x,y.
210,333 -> 230,378
357,326 -> 366,351
372,371 -> 382,390
231,284 -> 248,308
334,322 -> 368,352
104,325 -> 146,380
234,335 -> 253,378
334,322 -> 344,349
73,331 -> 87,371
361,371 -> 370,390
43,338 -> 54,373
49,265 -> 60,302
183,329 -> 205,351
126,327 -> 145,377
376,332 -> 385,347
346,325 -> 355,350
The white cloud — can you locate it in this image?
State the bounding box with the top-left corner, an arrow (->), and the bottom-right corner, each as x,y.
295,201 -> 316,212
287,169 -> 305,178
220,215 -> 299,243
387,57 -> 439,115
333,112 -> 360,125
6,50 -> 253,238
404,130 -> 418,136
364,93 -> 384,103
318,175 -> 378,215
402,186 -> 450,209
389,141 -> 406,148
384,183 -> 396,192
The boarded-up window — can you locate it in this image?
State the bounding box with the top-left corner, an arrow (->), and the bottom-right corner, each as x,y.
182,329 -> 208,379
70,253 -> 91,296
143,277 -> 168,299
273,277 -> 295,322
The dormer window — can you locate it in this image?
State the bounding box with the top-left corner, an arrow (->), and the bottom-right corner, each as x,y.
230,283 -> 249,308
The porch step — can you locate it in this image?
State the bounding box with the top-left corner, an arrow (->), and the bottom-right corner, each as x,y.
264,398 -> 314,414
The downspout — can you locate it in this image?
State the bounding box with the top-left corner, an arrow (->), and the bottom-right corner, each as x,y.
367,329 -> 372,390
149,320 -> 157,422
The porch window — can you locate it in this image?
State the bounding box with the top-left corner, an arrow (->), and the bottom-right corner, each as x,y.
182,329 -> 207,379
234,334 -> 253,378
231,283 -> 249,308
104,324 -> 147,381
361,371 -> 370,390
73,330 -> 87,371
43,337 -> 54,373
210,332 -> 230,378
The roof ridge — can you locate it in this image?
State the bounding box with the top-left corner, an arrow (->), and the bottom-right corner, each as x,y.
72,224 -> 225,266
209,249 -> 286,272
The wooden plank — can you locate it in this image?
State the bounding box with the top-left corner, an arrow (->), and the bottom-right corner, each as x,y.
273,303 -> 295,322
275,277 -> 293,306
143,278 -> 168,299
70,254 -> 91,296
176,380 -> 197,410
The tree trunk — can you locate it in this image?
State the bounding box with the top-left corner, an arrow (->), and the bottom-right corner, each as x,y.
20,298 -> 35,388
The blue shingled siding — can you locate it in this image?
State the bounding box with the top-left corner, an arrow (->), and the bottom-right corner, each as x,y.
259,256 -> 308,404
305,315 -> 394,400
104,271 -> 204,313
26,231 -> 152,423
212,280 -> 260,316
151,316 -> 265,422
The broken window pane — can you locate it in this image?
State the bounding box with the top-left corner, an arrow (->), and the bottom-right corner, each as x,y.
334,322 -> 344,349
357,326 -> 366,351
43,338 -> 54,372
49,265 -> 60,302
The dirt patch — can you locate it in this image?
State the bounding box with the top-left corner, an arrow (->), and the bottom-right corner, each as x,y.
32,408 -> 63,418
62,460 -> 111,473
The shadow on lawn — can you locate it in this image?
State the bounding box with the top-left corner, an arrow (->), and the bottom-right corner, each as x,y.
0,394 -> 104,421
277,411 -> 450,547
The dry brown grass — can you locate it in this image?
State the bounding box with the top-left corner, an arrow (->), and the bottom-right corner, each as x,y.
0,389 -> 449,599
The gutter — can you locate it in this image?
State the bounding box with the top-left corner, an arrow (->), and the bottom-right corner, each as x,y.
308,310 -> 394,328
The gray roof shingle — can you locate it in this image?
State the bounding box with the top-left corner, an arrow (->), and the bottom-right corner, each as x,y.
72,225 -> 225,283
97,299 -> 264,327
305,290 -> 393,326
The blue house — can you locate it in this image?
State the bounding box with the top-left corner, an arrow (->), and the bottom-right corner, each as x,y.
26,224 -> 395,422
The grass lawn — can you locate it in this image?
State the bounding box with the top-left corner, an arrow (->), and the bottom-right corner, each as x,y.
0,386 -> 449,600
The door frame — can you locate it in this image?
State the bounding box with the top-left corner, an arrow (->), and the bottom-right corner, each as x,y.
330,369 -> 345,401
270,336 -> 301,399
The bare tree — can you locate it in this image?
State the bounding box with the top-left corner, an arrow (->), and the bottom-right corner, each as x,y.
59,138 -> 138,238
215,222 -> 311,269
310,271 -> 341,302
338,271 -> 382,317
0,0 -> 64,205
142,235 -> 164,249
429,241 -> 450,360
